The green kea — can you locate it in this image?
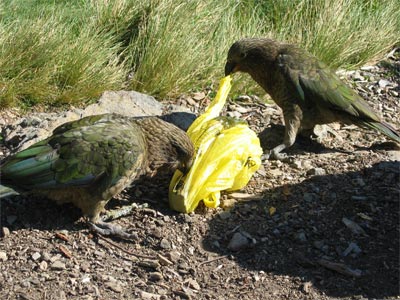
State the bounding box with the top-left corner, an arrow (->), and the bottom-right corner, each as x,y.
225,38 -> 400,159
0,114 -> 194,239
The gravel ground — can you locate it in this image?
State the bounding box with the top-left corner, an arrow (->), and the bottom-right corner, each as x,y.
0,51 -> 399,300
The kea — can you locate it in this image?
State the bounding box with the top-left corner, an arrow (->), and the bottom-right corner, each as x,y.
0,114 -> 194,239
225,38 -> 400,160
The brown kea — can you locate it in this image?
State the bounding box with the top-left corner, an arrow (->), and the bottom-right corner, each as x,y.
225,38 -> 400,159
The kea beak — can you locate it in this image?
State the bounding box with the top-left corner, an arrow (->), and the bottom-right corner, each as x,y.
224,61 -> 239,76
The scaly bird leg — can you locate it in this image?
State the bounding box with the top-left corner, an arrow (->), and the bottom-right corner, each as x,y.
266,109 -> 301,160
101,203 -> 140,222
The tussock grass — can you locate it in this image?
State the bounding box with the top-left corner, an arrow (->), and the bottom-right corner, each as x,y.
0,0 -> 398,108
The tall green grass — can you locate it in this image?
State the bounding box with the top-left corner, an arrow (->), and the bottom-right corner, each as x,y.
0,0 -> 398,108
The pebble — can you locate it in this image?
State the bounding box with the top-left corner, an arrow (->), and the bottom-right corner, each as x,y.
105,280 -> 123,293
295,232 -> 307,243
31,252 -> 41,261
166,250 -> 181,263
0,251 -> 7,261
342,217 -> 367,235
303,192 -> 318,202
378,79 -> 392,88
228,232 -> 250,251
148,272 -> 163,282
39,261 -> 48,271
51,260 -> 66,270
307,167 -> 326,176
342,242 -> 362,257
2,227 -> 10,237
160,238 -> 171,250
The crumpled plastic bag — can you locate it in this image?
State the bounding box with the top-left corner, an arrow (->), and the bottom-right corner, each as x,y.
169,75 -> 263,213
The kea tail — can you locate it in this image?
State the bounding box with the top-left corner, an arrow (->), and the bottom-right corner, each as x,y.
362,120 -> 400,143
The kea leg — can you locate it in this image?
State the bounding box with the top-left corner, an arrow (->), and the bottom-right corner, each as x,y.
102,203 -> 140,222
267,110 -> 301,160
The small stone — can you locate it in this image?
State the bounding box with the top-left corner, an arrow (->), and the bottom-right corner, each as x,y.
185,278 -> 201,290
31,252 -> 41,261
41,252 -> 51,262
80,262 -> 90,272
166,250 -> 181,262
138,259 -> 160,269
351,195 -> 367,201
0,251 -> 7,261
291,160 -> 303,169
51,260 -> 66,270
2,227 -> 10,237
303,192 -> 318,202
160,238 -> 171,250
228,232 -> 250,251
307,167 -> 326,176
148,272 -> 163,282
378,79 -> 392,88
81,276 -> 91,284
295,232 -> 307,243
105,281 -> 123,293
302,281 -> 313,294
342,217 -> 367,235
342,242 -> 362,257
192,92 -> 206,101
218,211 -> 231,220
39,261 -> 48,271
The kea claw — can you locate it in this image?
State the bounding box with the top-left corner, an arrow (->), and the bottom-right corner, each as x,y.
89,220 -> 138,240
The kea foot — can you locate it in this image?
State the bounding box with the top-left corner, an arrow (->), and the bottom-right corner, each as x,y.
263,144 -> 289,161
89,220 -> 138,240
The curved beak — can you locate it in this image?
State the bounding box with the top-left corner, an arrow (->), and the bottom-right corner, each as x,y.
224,61 -> 238,76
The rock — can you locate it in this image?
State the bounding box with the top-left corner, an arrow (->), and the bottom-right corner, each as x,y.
342,217 -> 367,235
39,261 -> 48,271
228,232 -> 250,251
84,90 -> 163,117
192,92 -> 206,101
295,232 -> 307,243
166,250 -> 181,263
307,168 -> 326,176
31,252 -> 41,261
218,211 -> 231,220
160,238 -> 171,250
51,260 -> 66,270
0,251 -> 7,261
148,272 -> 163,282
303,192 -> 318,202
342,242 -> 362,257
138,259 -> 160,269
2,227 -> 10,237
378,79 -> 392,88
105,280 -> 123,293
140,291 -> 161,300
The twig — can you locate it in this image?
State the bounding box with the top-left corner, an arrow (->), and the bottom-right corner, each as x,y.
318,258 -> 362,277
197,255 -> 228,267
96,234 -> 155,259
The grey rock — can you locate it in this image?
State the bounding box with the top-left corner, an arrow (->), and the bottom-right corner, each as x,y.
342,242 -> 362,257
51,260 -> 66,270
228,232 -> 250,251
307,167 -> 326,176
0,251 -> 7,261
295,232 -> 307,243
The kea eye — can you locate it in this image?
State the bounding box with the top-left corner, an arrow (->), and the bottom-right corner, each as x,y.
239,51 -> 247,59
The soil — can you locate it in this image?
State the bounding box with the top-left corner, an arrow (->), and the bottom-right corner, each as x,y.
0,52 -> 399,300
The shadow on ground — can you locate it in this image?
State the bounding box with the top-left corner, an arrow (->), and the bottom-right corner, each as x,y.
202,161 -> 399,299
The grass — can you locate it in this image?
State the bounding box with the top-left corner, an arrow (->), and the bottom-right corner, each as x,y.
0,0 -> 399,108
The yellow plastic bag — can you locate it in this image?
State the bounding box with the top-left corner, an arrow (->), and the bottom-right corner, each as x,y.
169,76 -> 263,213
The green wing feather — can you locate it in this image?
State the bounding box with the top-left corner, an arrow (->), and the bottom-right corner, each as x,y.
278,49 -> 400,142
1,114 -> 146,193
